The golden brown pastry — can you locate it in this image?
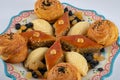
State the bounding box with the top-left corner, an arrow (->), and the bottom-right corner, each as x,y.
53,12 -> 70,37
0,33 -> 28,63
61,35 -> 103,54
20,30 -> 56,49
87,20 -> 118,46
45,40 -> 64,71
34,0 -> 64,22
47,63 -> 81,80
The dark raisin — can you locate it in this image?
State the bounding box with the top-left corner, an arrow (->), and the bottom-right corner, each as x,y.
100,48 -> 105,52
58,66 -> 65,73
25,22 -> 33,28
15,23 -> 21,30
69,10 -> 73,16
97,68 -> 104,72
32,71 -> 38,78
64,7 -> 68,12
90,60 -> 99,68
74,17 -> 81,22
85,55 -> 93,62
38,68 -> 47,75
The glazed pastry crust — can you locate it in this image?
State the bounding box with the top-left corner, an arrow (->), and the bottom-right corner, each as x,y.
87,20 -> 118,46
47,63 -> 81,80
34,0 -> 64,22
0,33 -> 28,63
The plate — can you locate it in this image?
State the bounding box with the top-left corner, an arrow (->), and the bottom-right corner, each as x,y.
1,3 -> 120,80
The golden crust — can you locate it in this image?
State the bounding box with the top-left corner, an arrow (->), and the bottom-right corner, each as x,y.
87,20 -> 119,46
47,63 -> 81,80
0,33 -> 28,63
34,0 -> 64,22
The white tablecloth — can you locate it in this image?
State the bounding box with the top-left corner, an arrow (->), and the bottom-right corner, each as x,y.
0,0 -> 120,80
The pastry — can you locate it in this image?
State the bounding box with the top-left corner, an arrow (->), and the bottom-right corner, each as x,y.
61,35 -> 103,53
65,51 -> 88,76
68,22 -> 90,35
87,20 -> 119,46
20,30 -> 56,49
53,12 -> 70,37
25,47 -> 48,70
0,33 -> 28,63
34,0 -> 64,22
32,19 -> 53,35
45,40 -> 64,70
47,63 -> 81,80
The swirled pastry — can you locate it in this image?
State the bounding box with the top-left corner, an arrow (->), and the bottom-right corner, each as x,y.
87,20 -> 118,46
0,33 -> 28,63
47,63 -> 81,80
34,0 -> 64,22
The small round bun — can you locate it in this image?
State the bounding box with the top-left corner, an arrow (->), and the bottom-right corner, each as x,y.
47,63 -> 81,80
34,0 -> 64,22
87,20 -> 118,46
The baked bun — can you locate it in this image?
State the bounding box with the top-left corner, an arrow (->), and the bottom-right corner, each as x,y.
25,47 -> 48,70
65,51 -> 88,76
34,0 -> 64,22
0,33 -> 28,63
47,63 -> 81,80
87,20 -> 118,46
61,35 -> 103,53
32,19 -> 53,35
68,22 -> 90,35
20,30 -> 56,49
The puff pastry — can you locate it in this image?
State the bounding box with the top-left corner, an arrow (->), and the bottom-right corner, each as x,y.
87,20 -> 118,46
47,63 -> 81,80
0,33 -> 28,63
34,0 -> 64,22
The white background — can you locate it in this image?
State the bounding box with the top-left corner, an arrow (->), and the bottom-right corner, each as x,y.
0,0 -> 120,80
